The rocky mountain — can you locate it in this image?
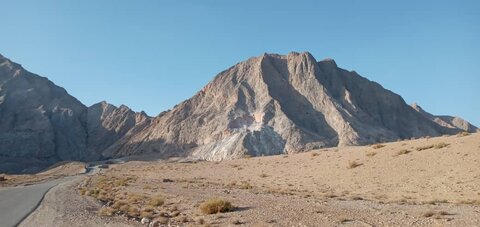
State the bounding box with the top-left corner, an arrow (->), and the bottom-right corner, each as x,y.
103,52 -> 472,161
411,103 -> 479,133
86,101 -> 151,160
0,54 -> 149,173
1,52 -> 477,172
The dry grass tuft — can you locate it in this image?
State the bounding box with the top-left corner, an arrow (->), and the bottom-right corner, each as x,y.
366,151 -> 377,157
98,207 -> 116,216
457,131 -> 470,137
458,199 -> 480,205
311,152 -> 320,157
422,210 -> 454,218
339,218 -> 353,224
371,144 -> 385,149
347,160 -> 362,169
149,195 -> 165,207
425,199 -> 448,205
259,173 -> 268,178
416,145 -> 434,151
422,211 -> 435,217
126,206 -> 140,218
396,149 -> 411,156
140,210 -> 154,218
438,211 -> 454,216
238,181 -> 253,189
434,142 -> 449,149
78,188 -> 87,195
199,198 -> 234,214
112,200 -> 127,209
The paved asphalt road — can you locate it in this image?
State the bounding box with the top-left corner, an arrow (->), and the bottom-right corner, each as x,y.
0,177 -> 76,227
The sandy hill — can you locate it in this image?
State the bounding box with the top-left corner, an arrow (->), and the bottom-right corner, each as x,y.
69,132 -> 480,226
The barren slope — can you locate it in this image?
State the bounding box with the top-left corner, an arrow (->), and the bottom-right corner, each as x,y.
79,132 -> 480,226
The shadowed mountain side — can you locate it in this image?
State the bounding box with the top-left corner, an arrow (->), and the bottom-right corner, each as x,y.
0,54 -> 87,162
86,101 -> 151,160
0,54 -> 150,173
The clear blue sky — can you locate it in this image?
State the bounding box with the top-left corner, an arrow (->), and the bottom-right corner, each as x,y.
1,1 -> 479,126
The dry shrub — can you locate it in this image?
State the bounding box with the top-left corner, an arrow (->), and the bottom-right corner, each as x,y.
425,199 -> 448,205
347,160 -> 362,169
127,206 -> 140,218
119,204 -> 130,213
127,194 -> 145,204
458,199 -> 480,205
238,181 -> 253,189
438,211 -> 454,216
112,200 -> 127,209
86,188 -> 101,198
140,210 -> 154,218
371,144 -> 385,149
416,145 -> 434,151
199,198 -> 233,214
259,173 -> 268,178
98,207 -> 116,216
366,151 -> 377,157
422,210 -> 454,218
351,196 -> 363,201
311,152 -> 320,157
434,142 -> 449,149
155,217 -> 169,224
396,149 -> 411,156
149,195 -> 165,206
79,188 -> 87,195
339,218 -> 353,224
422,211 -> 435,217
457,131 -> 470,137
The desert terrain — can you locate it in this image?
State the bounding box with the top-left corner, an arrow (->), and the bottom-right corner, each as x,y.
0,162 -> 86,187
17,132 -> 479,226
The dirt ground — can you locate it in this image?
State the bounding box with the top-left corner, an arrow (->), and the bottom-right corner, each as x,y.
77,133 -> 480,226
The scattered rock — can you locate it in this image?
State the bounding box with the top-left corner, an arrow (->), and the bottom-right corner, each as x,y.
154,217 -> 169,225
141,217 -> 151,224
231,219 -> 244,225
171,211 -> 181,217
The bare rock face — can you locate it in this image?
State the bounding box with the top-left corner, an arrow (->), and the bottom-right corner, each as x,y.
86,101 -> 151,160
104,52 -> 470,161
0,54 -> 148,173
0,54 -> 87,161
411,103 -> 479,133
1,51 -> 477,171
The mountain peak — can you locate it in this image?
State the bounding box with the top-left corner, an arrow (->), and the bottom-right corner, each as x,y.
317,58 -> 338,69
259,51 -> 316,61
103,52 -> 474,161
